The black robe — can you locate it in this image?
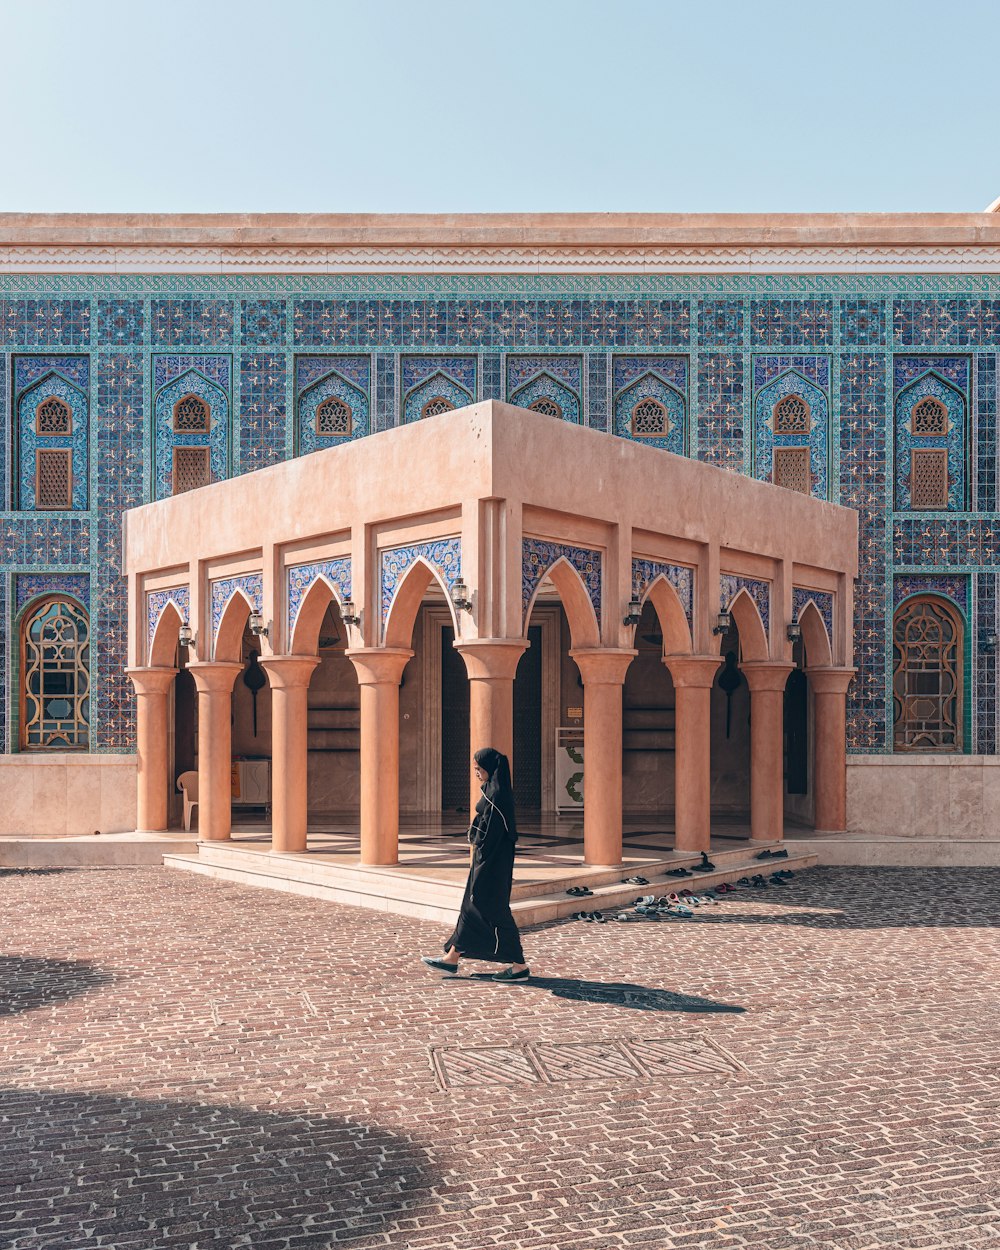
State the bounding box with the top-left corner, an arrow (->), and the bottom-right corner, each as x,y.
444,786 -> 525,964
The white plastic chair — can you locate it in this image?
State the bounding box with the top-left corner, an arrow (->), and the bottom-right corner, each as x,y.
177,770 -> 199,831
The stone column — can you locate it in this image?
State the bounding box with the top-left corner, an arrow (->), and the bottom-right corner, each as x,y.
805,667 -> 855,833
260,656 -> 321,853
188,662 -> 242,842
346,648 -> 413,866
663,655 -> 720,853
127,667 -> 177,832
454,638 -> 528,816
569,649 -> 636,867
741,662 -> 794,845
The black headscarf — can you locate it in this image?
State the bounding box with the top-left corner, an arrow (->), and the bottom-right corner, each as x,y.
474,747 -> 512,800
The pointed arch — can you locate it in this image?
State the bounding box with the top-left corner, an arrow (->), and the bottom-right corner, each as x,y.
214,589 -> 255,662
289,576 -> 348,655
641,575 -> 693,655
384,557 -> 459,648
524,557 -> 600,649
796,599 -> 833,668
20,368 -> 88,407
149,599 -> 184,667
724,588 -> 769,661
509,372 -> 581,424
896,368 -> 965,411
402,371 -> 473,423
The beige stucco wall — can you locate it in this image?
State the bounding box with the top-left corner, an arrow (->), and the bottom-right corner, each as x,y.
847,756 -> 1000,839
0,755 -> 137,837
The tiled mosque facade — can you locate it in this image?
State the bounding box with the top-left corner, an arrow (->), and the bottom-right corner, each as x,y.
2,213 -> 1000,828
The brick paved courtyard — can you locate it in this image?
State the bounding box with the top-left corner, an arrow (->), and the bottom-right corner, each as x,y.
1,865 -> 998,1250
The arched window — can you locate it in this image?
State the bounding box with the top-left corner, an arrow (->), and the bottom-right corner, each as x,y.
911,396 -> 948,436
631,398 -> 667,437
315,396 -> 352,436
773,393 -> 810,435
20,597 -> 90,750
173,394 -> 210,433
892,595 -> 962,752
421,396 -> 454,418
36,397 -> 72,435
528,397 -> 562,418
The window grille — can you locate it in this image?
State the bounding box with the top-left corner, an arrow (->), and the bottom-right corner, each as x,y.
172,446 -> 211,494
910,448 -> 948,509
36,397 -> 71,435
893,596 -> 962,751
773,393 -> 810,435
173,394 -> 210,433
631,398 -> 667,437
316,396 -> 352,436
772,447 -> 811,494
911,396 -> 948,436
421,396 -> 454,418
528,397 -> 562,418
36,449 -> 72,509
20,597 -> 90,750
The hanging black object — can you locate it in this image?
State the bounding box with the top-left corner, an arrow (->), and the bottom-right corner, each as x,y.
243,649 -> 266,736
717,650 -> 742,739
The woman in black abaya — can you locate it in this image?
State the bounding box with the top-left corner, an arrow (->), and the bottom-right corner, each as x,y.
422,747 -> 529,982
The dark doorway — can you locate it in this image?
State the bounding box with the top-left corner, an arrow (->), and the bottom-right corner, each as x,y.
173,666 -> 196,795
441,627 -> 470,811
784,667 -> 808,794
513,625 -> 542,810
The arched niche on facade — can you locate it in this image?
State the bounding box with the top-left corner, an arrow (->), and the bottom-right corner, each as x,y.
797,599 -> 832,668
383,559 -> 460,650
722,588 -> 769,662
214,591 -> 255,663
524,556 -> 600,650
640,575 -> 693,656
892,593 -> 965,753
148,600 -> 184,668
289,577 -> 348,656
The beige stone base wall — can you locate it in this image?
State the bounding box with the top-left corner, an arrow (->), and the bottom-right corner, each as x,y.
847,755 -> 1000,840
0,755 -> 137,837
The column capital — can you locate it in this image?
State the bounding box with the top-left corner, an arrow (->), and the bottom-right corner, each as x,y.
569,647 -> 636,685
663,654 -> 721,688
259,655 -> 321,690
186,661 -> 243,694
454,638 -> 528,682
741,661 -> 795,693
126,666 -> 177,696
804,667 -> 856,695
345,647 -> 413,686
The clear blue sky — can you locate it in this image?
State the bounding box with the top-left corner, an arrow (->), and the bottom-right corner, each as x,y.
3,0 -> 999,214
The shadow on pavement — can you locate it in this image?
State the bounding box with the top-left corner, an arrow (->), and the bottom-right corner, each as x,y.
455,973 -> 745,1013
0,1088 -> 437,1249
0,956 -> 115,1018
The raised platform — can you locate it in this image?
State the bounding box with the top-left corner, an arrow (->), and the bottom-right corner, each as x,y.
0,829 -> 198,868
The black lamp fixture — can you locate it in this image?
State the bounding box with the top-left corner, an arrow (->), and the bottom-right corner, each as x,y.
178,621 -> 195,650
712,608 -> 732,636
340,599 -> 361,627
623,596 -> 642,626
451,578 -> 473,613
786,619 -> 803,644
248,611 -> 269,639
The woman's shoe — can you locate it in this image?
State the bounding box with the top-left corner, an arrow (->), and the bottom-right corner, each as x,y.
421,956 -> 459,974
493,966 -> 530,982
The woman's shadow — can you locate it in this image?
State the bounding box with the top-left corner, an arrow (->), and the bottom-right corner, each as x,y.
453,972 -> 745,1013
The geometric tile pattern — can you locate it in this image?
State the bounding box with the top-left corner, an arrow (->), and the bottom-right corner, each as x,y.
239,354 -> 286,474
696,353 -> 743,472
400,356 -> 476,424
893,574 -> 968,615
893,357 -> 968,512
210,573 -> 264,655
792,587 -> 833,645
15,357 -> 90,510
295,355 -> 370,453
287,558 -> 352,639
752,356 -> 829,500
975,572 -> 997,755
631,558 -> 694,630
720,574 -> 770,634
522,538 -> 602,626
16,573 -> 90,614
380,538 -> 462,635
146,587 -> 191,655
612,356 -> 687,454
507,356 -> 583,423
153,355 -> 231,500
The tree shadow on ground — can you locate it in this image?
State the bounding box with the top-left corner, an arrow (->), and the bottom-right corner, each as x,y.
0,867 -> 74,876
453,973 -> 745,1013
0,956 -> 116,1018
0,1088 -> 437,1250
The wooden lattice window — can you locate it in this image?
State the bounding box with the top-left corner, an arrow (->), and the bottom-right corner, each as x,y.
773,393 -> 810,434
36,397 -> 71,435
529,397 -> 562,418
772,447 -> 811,494
911,396 -> 948,436
893,596 -> 962,752
173,394 -> 210,433
20,597 -> 90,750
631,398 -> 667,437
35,449 -> 72,509
910,448 -> 948,509
172,446 -> 211,495
421,396 -> 454,418
316,396 -> 352,436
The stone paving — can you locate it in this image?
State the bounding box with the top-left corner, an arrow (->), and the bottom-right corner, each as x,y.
1,864 -> 999,1250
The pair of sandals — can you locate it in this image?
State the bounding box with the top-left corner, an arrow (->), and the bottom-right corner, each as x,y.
692,852 -> 716,873
621,875 -> 649,885
754,848 -> 790,861
572,910 -> 607,922
566,885 -> 594,897
666,867 -> 693,879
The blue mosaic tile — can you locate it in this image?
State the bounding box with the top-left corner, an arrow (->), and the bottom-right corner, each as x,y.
976,354 -> 996,512
0,353 -> 7,511
792,588 -> 833,645
753,357 -> 829,499
0,299 -> 90,346
631,558 -> 694,629
482,352 -> 502,401
239,354 -> 286,474
287,558 -> 352,639
376,353 -> 396,431
893,574 -> 968,615
146,586 -> 190,653
612,355 -> 687,454
0,569 -> 6,751
381,539 -> 461,635
152,354 -> 230,500
975,572 -> 997,754
151,299 -> 233,347
893,299 -> 1000,347
522,538 -> 601,627
893,357 -> 968,511
840,299 -> 886,347
720,574 -> 770,634
400,355 -> 476,423
295,355 -> 370,452
16,573 -> 90,614
210,574 -> 263,654
587,353 -> 608,431
97,299 -> 144,345
14,356 -> 90,511
241,299 -> 287,347
507,356 -> 582,423
697,300 -> 744,348
696,353 -> 743,471
750,300 -> 833,348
